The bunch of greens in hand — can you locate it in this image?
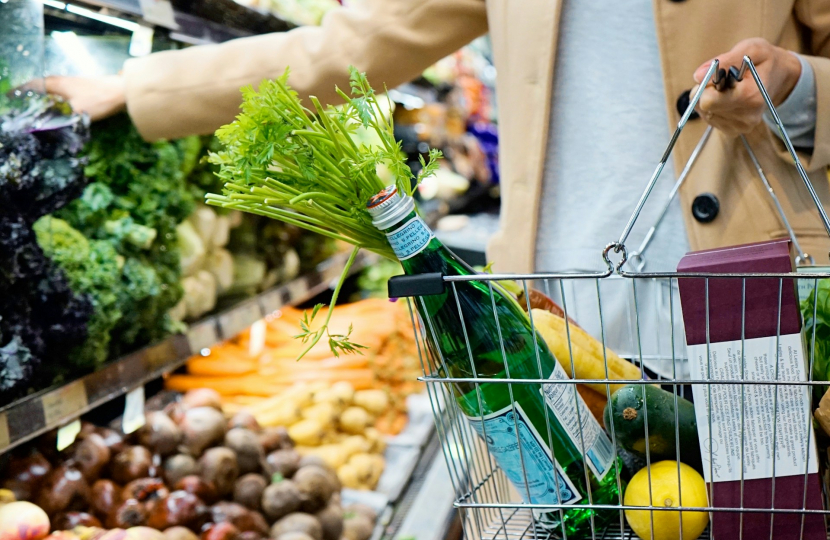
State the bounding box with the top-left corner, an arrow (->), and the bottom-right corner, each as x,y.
207,67 -> 441,358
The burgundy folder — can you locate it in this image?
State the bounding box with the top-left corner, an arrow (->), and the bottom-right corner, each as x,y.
677,239 -> 825,540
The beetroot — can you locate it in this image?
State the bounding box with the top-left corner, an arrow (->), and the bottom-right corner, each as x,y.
52,511 -> 102,529
107,499 -> 148,528
2,449 -> 52,500
224,429 -> 263,476
111,447 -> 153,484
233,474 -> 266,511
35,464 -> 91,515
91,479 -> 122,521
178,407 -> 226,456
145,490 -> 208,530
139,412 -> 183,456
199,448 -> 238,497
72,433 -> 112,481
175,476 -> 219,505
163,454 -> 198,487
200,522 -> 239,540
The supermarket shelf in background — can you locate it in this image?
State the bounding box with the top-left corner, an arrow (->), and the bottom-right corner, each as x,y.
0,249 -> 376,455
45,0 -> 292,45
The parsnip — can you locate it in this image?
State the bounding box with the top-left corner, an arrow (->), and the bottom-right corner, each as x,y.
531,309 -> 641,394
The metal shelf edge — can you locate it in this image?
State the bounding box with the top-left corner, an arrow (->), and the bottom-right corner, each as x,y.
0,249 -> 376,454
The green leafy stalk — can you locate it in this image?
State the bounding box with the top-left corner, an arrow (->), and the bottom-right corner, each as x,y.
293,246 -> 368,359
208,67 -> 442,358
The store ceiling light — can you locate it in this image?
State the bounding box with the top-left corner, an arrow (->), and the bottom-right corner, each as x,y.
43,0 -> 140,32
51,31 -> 104,76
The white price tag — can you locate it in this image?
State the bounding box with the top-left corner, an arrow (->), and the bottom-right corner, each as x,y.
56,419 -> 82,452
122,386 -> 146,435
249,319 -> 267,357
129,25 -> 154,57
138,0 -> 178,28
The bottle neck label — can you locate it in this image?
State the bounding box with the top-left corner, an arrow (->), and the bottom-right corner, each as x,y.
386,216 -> 434,260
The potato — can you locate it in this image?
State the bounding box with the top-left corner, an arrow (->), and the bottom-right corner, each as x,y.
348,454 -> 384,488
340,436 -> 370,458
338,408 -> 370,435
256,402 -> 301,428
295,445 -> 349,470
302,403 -> 337,427
352,391 -> 388,416
288,419 -> 326,447
313,382 -> 354,409
363,429 -> 385,454
336,464 -> 361,489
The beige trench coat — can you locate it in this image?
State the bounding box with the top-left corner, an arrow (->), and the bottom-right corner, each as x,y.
123,0 -> 830,271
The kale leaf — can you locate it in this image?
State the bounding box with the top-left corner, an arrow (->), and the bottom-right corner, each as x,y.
0,94 -> 92,404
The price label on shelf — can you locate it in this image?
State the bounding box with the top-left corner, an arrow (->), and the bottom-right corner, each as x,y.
138,0 -> 178,29
249,319 -> 267,357
122,386 -> 146,435
42,381 -> 88,426
56,419 -> 82,452
0,413 -> 9,449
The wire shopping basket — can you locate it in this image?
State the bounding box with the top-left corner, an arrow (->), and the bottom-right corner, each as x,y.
388,57 -> 830,540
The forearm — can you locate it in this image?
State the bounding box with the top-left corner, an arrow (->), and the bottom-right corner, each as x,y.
123,0 -> 487,141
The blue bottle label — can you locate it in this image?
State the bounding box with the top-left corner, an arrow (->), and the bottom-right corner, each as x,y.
386,217 -> 434,260
466,403 -> 581,506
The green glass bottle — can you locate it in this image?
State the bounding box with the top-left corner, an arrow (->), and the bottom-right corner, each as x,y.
368,186 -> 623,537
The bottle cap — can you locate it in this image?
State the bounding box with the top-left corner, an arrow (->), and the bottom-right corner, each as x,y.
366,185 -> 415,230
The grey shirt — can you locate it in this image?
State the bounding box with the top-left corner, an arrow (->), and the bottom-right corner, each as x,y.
535,0 -> 817,273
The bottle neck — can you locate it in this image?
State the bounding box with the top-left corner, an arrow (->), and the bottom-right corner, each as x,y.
366,186 -> 474,276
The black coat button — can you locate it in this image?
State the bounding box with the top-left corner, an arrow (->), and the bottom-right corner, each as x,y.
676,90 -> 700,120
692,193 -> 719,223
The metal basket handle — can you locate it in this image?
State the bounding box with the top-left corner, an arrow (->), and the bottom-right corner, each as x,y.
606,56 -> 830,273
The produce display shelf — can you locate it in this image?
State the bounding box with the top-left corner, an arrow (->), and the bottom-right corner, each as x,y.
0,249 -> 376,455
46,0 -> 291,45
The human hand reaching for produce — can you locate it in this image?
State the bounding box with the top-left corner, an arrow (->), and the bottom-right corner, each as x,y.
691,38 -> 802,138
20,74 -> 126,121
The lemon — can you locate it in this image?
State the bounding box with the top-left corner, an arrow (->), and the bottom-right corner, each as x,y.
624,460 -> 709,540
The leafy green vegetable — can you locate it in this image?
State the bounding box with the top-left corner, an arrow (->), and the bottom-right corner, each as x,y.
0,94 -> 93,402
207,67 -> 441,358
57,114 -> 196,355
34,216 -> 122,370
801,280 -> 830,401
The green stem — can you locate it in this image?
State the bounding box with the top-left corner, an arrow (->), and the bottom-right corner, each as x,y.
296,245 -> 361,361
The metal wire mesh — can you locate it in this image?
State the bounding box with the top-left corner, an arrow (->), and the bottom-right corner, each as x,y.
402,271 -> 830,540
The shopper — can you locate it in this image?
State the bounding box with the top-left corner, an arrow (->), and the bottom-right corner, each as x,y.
40,0 -> 830,375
